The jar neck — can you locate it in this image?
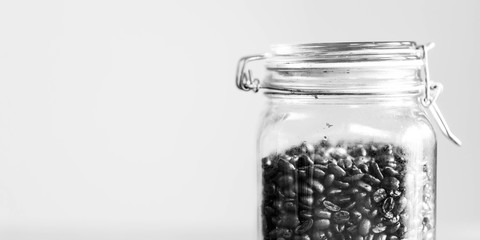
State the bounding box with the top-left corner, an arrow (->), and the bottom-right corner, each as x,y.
265,93 -> 423,107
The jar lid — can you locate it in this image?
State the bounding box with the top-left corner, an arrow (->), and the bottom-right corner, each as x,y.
235,41 -> 462,146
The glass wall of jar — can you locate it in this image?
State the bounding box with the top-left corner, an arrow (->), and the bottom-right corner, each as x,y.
236,42 -> 461,240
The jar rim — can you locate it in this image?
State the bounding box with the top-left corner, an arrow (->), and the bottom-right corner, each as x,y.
267,41 -> 424,69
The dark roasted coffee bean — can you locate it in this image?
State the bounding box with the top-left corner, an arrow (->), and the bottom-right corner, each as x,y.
323,200 -> 341,212
351,145 -> 367,157
382,197 -> 395,213
373,188 -> 387,203
358,205 -> 371,215
278,158 -> 296,172
329,147 -> 348,160
358,164 -> 369,173
382,177 -> 400,190
314,209 -> 332,219
295,219 -> 314,234
374,233 -> 387,240
299,184 -> 314,196
324,174 -> 335,187
277,175 -> 295,188
301,196 -> 314,206
334,180 -> 350,189
284,188 -> 297,198
299,210 -> 313,219
343,173 -> 365,182
328,163 -> 347,177
365,234 -> 374,240
297,154 -> 314,168
351,211 -> 362,223
363,174 -> 381,185
314,219 -> 331,230
314,195 -> 327,206
393,196 -> 407,215
333,211 -> 350,224
389,190 -> 402,197
327,188 -> 342,195
345,187 -> 360,195
313,154 -> 329,165
284,201 -> 297,212
372,223 -> 387,233
383,167 -> 399,176
371,162 -> 384,180
358,219 -> 371,236
347,225 -> 358,234
294,234 -> 311,240
369,209 -> 378,218
357,181 -> 372,192
387,236 -> 398,240
335,196 -> 352,205
351,166 -> 363,175
355,192 -> 368,201
313,168 -> 326,178
387,222 -> 401,234
277,214 -> 300,228
311,231 -> 327,240
301,142 -> 315,154
312,180 -> 325,193
332,223 -> 345,233
383,215 -> 400,225
344,201 -> 356,210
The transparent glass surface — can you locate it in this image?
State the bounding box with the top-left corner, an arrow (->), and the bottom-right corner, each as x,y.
257,96 -> 436,240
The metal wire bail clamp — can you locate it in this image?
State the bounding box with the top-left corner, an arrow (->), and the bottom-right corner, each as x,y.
418,43 -> 462,146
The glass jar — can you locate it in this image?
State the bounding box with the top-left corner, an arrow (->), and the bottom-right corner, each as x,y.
236,42 -> 460,240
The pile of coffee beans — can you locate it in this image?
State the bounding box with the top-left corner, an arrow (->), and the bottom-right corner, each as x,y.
261,140 -> 414,240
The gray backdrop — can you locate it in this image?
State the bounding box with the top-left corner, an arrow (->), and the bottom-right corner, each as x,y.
0,1 -> 478,239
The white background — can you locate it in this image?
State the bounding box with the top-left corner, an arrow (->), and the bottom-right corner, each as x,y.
0,1 -> 478,239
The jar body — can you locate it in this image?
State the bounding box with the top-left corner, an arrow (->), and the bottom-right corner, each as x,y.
258,96 -> 436,240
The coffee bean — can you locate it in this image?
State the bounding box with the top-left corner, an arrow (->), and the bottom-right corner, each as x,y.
344,173 -> 365,182
311,231 -> 327,240
332,223 -> 345,233
371,162 -> 384,180
327,188 -> 342,195
333,211 -> 350,223
297,155 -> 314,168
351,145 -> 367,157
387,236 -> 398,240
277,214 -> 300,228
311,180 -> 325,193
314,209 -> 331,219
351,211 -> 362,223
313,168 -> 326,179
373,188 -> 387,203
295,219 -> 314,234
301,196 -> 314,206
358,164 -> 369,173
284,201 -> 297,212
323,200 -> 341,212
334,180 -> 350,189
329,163 -> 347,177
357,181 -> 372,192
365,234 -> 374,240
278,158 -> 296,172
374,233 -> 387,240
387,222 -> 401,234
383,167 -> 398,176
393,196 -> 407,215
278,175 -> 295,188
324,174 -> 335,187
363,174 -> 381,185
382,197 -> 395,213
313,155 -> 329,165
382,177 -> 400,190
300,185 -> 314,196
372,223 -> 387,233
314,219 -> 331,230
299,210 -> 313,219
335,196 -> 352,205
344,201 -> 356,210
358,219 -> 371,236
294,234 -> 311,240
